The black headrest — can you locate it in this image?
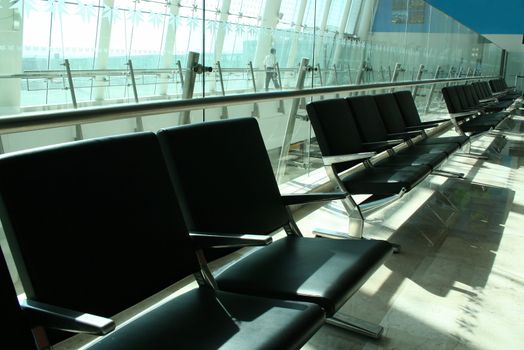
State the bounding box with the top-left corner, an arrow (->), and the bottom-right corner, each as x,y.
158,118 -> 289,235
0,132 -> 199,317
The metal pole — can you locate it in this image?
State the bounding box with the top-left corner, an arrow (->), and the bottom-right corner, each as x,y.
317,64 -> 323,86
179,51 -> 199,125
127,59 -> 143,131
333,64 -> 339,85
63,59 -> 78,109
276,62 -> 283,88
456,66 -> 463,78
333,64 -> 340,98
411,64 -> 424,97
63,59 -> 83,140
347,64 -> 352,84
356,61 -> 366,85
216,61 -> 228,119
276,57 -> 309,182
276,62 -> 285,113
424,65 -> 440,113
248,61 -> 259,117
176,60 -> 184,88
390,62 -> 403,92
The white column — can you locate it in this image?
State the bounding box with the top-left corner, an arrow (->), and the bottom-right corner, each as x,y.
313,0 -> 332,67
356,0 -> 375,41
355,0 -> 376,70
329,0 -> 353,84
213,0 -> 232,63
253,0 -> 282,89
207,0 -> 231,93
286,0 -> 307,68
93,0 -> 115,101
0,3 -> 23,115
158,2 -> 181,96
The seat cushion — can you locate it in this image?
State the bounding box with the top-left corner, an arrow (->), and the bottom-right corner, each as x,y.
341,165 -> 430,195
376,150 -> 447,170
88,288 -> 324,350
216,236 -> 393,316
412,142 -> 459,156
419,136 -> 469,146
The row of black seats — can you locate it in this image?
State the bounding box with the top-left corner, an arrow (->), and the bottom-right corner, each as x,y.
489,78 -> 523,100
306,91 -> 467,240
441,81 -> 513,134
0,118 -> 394,349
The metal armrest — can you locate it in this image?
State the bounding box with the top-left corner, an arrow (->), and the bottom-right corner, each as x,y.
417,119 -> 448,125
363,139 -> 403,146
282,192 -> 347,206
387,130 -> 423,139
405,124 -> 437,130
450,110 -> 479,119
322,152 -> 376,166
20,299 -> 115,335
189,232 -> 272,248
479,97 -> 498,103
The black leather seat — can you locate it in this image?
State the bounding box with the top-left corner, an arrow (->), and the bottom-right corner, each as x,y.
394,90 -> 451,128
489,78 -> 521,99
441,85 -> 503,134
0,132 -> 325,350
307,98 -> 431,240
157,118 -> 394,338
375,92 -> 469,147
346,95 -> 456,168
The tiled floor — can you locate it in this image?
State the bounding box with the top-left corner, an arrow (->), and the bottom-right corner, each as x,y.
297,110 -> 524,349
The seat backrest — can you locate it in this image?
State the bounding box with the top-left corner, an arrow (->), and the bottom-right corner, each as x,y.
307,99 -> 367,173
441,86 -> 462,113
463,85 -> 479,107
373,93 -> 408,133
479,81 -> 493,96
0,133 -> 201,319
346,96 -> 389,143
472,82 -> 487,99
393,91 -> 422,127
489,79 -> 503,92
455,85 -> 473,111
157,118 -> 290,235
0,249 -> 37,349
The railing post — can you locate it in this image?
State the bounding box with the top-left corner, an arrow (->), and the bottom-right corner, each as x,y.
127,59 -> 143,131
380,66 -> 386,82
247,61 -> 259,117
276,62 -> 285,113
347,64 -> 353,84
276,57 -> 309,182
424,65 -> 441,113
411,64 -> 425,97
356,61 -> 366,86
179,52 -> 200,125
317,64 -> 323,86
333,64 -> 340,98
216,61 -> 228,119
456,66 -> 463,78
390,62 -> 404,92
176,60 -> 184,88
63,59 -> 83,141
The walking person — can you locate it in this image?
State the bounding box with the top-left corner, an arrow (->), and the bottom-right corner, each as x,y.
263,48 -> 280,91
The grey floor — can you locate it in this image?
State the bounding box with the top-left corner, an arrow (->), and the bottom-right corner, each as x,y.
297,110 -> 524,349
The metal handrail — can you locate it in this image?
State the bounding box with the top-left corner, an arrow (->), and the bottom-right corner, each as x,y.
0,75 -> 498,135
0,67 -> 300,80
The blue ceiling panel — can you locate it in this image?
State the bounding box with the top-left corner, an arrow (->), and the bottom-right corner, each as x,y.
425,0 -> 524,34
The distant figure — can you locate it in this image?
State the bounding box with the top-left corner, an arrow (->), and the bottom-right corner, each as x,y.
263,48 -> 280,91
